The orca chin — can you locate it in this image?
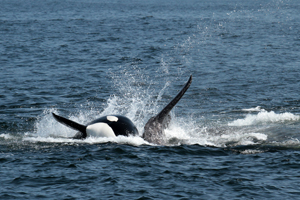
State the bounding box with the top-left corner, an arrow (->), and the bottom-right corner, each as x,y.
52,75 -> 192,144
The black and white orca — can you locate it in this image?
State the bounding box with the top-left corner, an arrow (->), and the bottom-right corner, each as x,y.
52,114 -> 139,139
52,75 -> 192,144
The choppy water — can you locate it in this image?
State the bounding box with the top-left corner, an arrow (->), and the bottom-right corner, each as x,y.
1,0 -> 300,199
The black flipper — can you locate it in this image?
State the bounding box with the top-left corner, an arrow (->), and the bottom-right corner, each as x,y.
143,75 -> 192,144
52,113 -> 87,138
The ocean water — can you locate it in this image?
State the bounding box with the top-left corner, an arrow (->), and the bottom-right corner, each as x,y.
1,0 -> 300,199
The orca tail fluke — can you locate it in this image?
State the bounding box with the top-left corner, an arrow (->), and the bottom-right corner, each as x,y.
52,113 -> 87,138
156,75 -> 192,123
142,75 -> 192,144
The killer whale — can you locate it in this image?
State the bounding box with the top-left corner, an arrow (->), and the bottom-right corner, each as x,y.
52,75 -> 192,144
52,114 -> 139,139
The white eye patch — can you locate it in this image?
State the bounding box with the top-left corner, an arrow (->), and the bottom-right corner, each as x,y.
86,123 -> 116,137
107,116 -> 118,122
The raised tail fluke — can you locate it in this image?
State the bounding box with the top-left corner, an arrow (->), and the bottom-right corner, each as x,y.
52,113 -> 87,138
155,75 -> 192,124
142,75 -> 192,144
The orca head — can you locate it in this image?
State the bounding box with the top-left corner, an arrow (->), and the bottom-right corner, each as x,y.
64,122 -> 116,139
87,115 -> 139,137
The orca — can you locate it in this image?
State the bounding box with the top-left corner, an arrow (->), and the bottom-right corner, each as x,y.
52,75 -> 192,144
52,114 -> 139,139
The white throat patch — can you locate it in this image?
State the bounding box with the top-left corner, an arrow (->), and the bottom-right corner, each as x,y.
107,116 -> 118,122
86,123 -> 116,137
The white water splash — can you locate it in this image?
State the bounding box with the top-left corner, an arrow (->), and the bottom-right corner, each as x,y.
30,103 -> 272,147
0,133 -> 16,140
29,70 -> 175,146
23,135 -> 148,146
214,132 -> 267,146
23,73 -> 297,148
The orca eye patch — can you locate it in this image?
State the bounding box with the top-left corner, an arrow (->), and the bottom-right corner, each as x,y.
107,116 -> 118,122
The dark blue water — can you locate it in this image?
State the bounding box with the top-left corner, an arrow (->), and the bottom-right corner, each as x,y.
1,0 -> 300,199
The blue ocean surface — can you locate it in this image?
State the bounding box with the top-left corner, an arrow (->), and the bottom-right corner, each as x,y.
1,0 -> 300,199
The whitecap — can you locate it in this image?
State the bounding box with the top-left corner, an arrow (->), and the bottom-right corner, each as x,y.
242,106 -> 265,112
228,110 -> 300,126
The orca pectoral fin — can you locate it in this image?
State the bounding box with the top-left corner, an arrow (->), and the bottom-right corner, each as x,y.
155,75 -> 192,123
52,113 -> 87,138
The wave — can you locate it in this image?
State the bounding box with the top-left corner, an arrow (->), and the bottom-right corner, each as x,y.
229,110 -> 300,126
241,106 -> 265,112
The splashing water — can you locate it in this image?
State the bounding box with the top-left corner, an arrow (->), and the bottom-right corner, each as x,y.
2,72 -> 300,149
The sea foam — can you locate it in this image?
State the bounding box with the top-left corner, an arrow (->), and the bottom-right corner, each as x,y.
229,110 -> 300,126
